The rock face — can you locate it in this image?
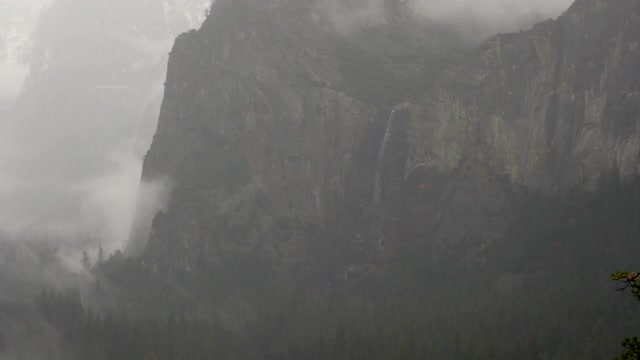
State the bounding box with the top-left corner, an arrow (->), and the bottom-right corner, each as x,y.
134,0 -> 382,270
135,0 -> 640,275
405,0 -> 640,192
385,0 -> 640,261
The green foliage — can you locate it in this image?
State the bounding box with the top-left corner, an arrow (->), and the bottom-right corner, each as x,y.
612,272 -> 640,359
612,272 -> 640,301
617,337 -> 640,360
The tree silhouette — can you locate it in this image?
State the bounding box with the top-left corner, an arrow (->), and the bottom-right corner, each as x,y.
97,244 -> 105,266
612,272 -> 640,360
82,250 -> 91,270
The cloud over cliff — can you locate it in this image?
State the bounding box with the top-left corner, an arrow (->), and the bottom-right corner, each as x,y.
409,0 -> 573,41
325,0 -> 574,42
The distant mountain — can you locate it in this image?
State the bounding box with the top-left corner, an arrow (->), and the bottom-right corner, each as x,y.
0,0 -> 210,243
0,0 -> 46,103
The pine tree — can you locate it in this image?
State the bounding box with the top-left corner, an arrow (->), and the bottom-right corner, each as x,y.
82,250 -> 91,270
612,272 -> 640,360
97,244 -> 105,266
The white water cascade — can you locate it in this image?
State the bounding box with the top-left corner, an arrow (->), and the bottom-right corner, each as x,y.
373,109 -> 397,250
373,109 -> 397,206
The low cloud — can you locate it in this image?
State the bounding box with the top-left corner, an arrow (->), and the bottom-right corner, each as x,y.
0,0 -> 206,255
0,64 -> 29,102
323,0 -> 574,42
408,0 -> 574,42
125,176 -> 174,256
0,136 -> 173,254
322,0 -> 388,36
80,152 -> 173,253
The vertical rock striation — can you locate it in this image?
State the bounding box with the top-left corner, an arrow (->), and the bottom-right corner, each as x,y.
135,0 -> 379,272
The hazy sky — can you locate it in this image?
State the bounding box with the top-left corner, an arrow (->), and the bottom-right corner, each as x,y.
0,0 -> 208,251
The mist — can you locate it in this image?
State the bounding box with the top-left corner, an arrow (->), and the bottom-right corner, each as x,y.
325,0 -> 574,42
2,0 -> 640,359
323,0 -> 388,36
409,0 -> 574,41
0,0 -> 209,251
0,0 -> 49,103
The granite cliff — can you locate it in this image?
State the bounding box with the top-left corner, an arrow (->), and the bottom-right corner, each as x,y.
132,0 -> 640,277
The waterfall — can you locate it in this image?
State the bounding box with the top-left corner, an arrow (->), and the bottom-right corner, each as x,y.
373,109 -> 397,250
373,109 -> 396,206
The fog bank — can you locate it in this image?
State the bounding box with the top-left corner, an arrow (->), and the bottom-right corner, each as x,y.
0,0 -> 209,251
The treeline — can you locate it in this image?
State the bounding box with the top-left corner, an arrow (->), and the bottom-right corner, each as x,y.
36,282 -> 638,360
37,289 -> 233,360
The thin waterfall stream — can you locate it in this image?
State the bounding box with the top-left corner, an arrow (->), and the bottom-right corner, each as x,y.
373,109 -> 397,250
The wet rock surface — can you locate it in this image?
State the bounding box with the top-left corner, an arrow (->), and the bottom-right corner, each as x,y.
135,0 -> 640,276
